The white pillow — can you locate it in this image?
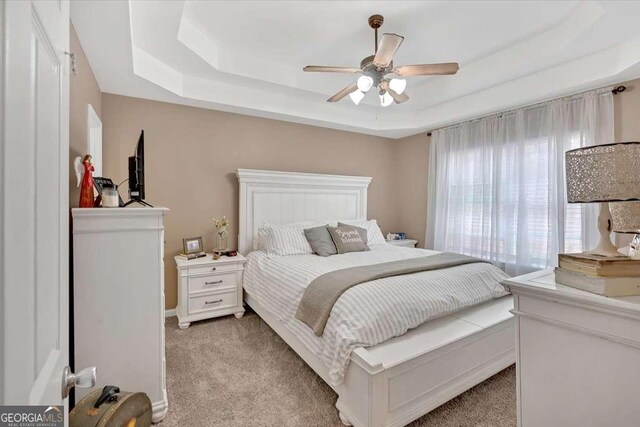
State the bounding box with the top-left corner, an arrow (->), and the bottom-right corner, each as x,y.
338,219 -> 386,246
258,222 -> 322,257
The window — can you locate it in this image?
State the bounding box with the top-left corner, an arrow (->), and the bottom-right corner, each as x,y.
442,134 -> 584,270
428,89 -> 613,275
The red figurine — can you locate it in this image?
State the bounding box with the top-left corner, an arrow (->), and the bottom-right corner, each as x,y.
79,154 -> 95,208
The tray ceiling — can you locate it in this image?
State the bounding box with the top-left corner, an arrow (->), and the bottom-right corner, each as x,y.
71,1 -> 640,138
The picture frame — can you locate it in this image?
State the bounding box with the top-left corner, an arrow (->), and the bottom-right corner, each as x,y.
182,236 -> 204,255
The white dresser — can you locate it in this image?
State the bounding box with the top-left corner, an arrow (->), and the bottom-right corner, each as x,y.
503,269 -> 640,427
175,254 -> 246,329
72,208 -> 168,422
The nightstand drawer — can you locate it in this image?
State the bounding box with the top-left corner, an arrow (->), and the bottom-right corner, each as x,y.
188,291 -> 237,315
188,262 -> 240,276
188,272 -> 237,294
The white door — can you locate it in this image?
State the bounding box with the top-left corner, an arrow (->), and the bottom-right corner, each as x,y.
1,0 -> 75,409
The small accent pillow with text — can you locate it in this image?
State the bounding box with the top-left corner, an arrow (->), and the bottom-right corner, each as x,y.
327,226 -> 369,254
346,225 -> 368,245
338,219 -> 386,246
259,222 -> 322,257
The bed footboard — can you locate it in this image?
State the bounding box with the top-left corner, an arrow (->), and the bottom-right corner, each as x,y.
336,298 -> 515,427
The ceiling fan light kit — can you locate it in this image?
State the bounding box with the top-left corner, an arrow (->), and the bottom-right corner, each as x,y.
357,75 -> 374,92
379,91 -> 393,107
304,14 -> 459,107
349,90 -> 365,105
389,78 -> 406,95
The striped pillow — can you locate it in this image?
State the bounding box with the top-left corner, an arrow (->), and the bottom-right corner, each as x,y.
259,222 -> 323,257
338,219 -> 386,246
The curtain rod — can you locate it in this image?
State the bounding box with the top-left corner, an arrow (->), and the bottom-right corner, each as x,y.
425,85 -> 627,137
612,85 -> 627,95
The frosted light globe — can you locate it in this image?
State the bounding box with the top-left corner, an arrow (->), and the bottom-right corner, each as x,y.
379,91 -> 393,107
349,90 -> 365,105
357,75 -> 374,92
389,78 -> 407,95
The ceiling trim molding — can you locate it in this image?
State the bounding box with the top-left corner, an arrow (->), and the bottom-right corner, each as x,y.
71,0 -> 640,139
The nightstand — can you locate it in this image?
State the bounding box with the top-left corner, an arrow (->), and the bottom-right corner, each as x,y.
175,253 -> 246,329
386,239 -> 418,248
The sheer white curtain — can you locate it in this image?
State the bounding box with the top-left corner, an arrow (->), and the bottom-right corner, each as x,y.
426,87 -> 614,275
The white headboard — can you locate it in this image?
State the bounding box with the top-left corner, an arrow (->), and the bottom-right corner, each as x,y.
236,169 -> 372,254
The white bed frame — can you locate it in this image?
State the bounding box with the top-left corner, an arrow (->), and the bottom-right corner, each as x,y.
237,169 -> 515,427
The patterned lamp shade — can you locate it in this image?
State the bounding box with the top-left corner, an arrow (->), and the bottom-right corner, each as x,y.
565,142 -> 640,203
611,202 -> 640,234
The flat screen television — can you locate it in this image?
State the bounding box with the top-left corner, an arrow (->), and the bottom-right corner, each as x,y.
124,130 -> 152,207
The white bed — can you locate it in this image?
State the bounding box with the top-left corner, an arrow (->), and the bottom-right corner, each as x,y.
237,169 -> 515,427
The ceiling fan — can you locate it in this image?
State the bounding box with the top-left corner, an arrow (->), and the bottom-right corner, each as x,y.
304,14 -> 459,107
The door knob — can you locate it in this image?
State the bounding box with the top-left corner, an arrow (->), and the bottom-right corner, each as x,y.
61,366 -> 97,399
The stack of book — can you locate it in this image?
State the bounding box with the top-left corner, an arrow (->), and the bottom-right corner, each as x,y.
555,253 -> 640,297
177,251 -> 207,260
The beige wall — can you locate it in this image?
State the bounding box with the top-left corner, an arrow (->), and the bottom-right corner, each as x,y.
101,94 -> 400,309
393,133 -> 430,248
69,22 -> 102,207
614,79 -> 640,142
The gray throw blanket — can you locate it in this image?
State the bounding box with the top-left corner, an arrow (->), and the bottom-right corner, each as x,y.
295,252 -> 489,336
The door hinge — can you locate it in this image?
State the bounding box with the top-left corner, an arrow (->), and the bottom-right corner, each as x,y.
64,51 -> 77,75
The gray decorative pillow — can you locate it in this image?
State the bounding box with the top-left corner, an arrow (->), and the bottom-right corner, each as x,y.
304,226 -> 337,257
337,223 -> 368,245
327,226 -> 369,254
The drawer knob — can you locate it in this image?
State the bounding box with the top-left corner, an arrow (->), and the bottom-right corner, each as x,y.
204,280 -> 223,286
205,299 -> 223,305
211,267 -> 216,271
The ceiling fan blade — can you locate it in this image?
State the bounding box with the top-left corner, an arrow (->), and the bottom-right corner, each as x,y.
388,88 -> 409,104
327,82 -> 358,103
303,65 -> 361,73
393,63 -> 459,76
373,33 -> 404,68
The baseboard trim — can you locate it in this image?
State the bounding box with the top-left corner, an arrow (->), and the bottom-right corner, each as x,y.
151,393 -> 168,423
165,308 -> 177,318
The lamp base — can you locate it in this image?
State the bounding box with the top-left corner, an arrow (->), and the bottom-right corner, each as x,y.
585,202 -> 623,258
584,242 -> 622,258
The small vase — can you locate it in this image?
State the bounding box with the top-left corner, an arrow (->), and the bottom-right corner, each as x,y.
215,230 -> 228,252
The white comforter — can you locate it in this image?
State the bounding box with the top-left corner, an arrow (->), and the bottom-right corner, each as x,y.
243,245 -> 509,386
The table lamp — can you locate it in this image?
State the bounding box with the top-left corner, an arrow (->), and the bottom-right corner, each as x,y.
565,142 -> 640,257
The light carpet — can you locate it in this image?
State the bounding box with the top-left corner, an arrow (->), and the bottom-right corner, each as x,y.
162,312 -> 516,426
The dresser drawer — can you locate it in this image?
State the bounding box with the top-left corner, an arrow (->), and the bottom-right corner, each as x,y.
188,272 -> 237,294
517,294 -> 640,343
188,262 -> 240,276
188,291 -> 238,315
